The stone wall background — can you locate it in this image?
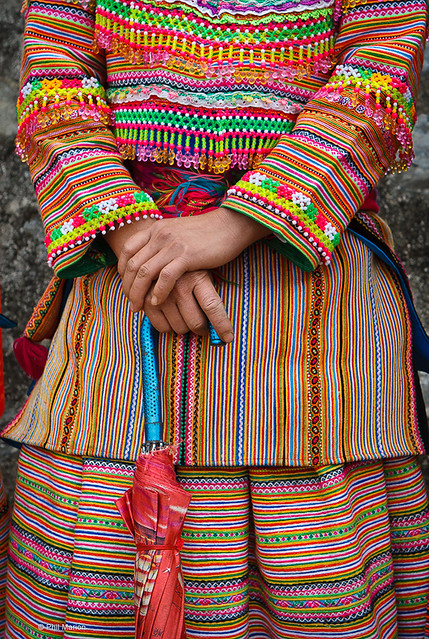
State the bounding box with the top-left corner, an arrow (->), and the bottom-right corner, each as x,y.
0,1 -> 428,500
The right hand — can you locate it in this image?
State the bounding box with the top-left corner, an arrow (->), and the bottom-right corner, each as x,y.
143,270 -> 234,344
104,216 -> 234,342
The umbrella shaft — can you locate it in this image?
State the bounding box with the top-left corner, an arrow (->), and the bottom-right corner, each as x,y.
140,316 -> 224,444
141,316 -> 163,442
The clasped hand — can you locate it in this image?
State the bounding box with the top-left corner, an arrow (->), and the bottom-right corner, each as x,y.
107,206 -> 269,342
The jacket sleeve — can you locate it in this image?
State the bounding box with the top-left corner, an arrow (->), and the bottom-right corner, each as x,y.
224,0 -> 427,271
17,0 -> 160,278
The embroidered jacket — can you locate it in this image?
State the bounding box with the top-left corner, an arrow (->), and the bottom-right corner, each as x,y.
16,0 -> 427,274
6,0 -> 428,465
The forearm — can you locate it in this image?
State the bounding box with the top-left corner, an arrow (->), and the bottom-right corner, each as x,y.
215,206 -> 272,247
106,206 -> 270,261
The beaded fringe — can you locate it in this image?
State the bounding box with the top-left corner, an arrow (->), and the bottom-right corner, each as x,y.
93,30 -> 337,84
93,1 -> 338,84
114,102 -> 294,173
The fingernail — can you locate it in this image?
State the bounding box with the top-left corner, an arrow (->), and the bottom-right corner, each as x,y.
151,295 -> 159,306
225,332 -> 234,343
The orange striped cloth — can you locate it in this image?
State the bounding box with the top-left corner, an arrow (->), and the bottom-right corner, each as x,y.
3,220 -> 426,466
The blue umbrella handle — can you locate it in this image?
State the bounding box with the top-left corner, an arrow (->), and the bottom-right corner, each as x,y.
208,323 -> 225,347
141,316 -> 224,444
141,315 -> 163,443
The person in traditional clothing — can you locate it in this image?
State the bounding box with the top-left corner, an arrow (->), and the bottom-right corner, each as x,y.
2,0 -> 429,636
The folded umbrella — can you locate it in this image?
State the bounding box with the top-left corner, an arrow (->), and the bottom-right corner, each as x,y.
116,316 -> 192,639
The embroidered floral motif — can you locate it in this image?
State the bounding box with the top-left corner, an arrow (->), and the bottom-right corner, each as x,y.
45,191 -> 161,267
227,171 -> 340,263
16,77 -> 113,161
316,65 -> 415,170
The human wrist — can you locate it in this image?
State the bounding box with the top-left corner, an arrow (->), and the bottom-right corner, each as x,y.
215,206 -> 271,246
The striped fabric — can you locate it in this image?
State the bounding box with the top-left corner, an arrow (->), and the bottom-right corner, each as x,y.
4,446 -> 429,638
16,0 -> 427,275
0,292 -> 12,635
5,447 -> 136,638
17,1 -> 160,277
0,473 -> 10,637
180,460 -> 429,638
3,220 -> 425,466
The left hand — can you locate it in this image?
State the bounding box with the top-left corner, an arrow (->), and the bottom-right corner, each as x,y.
117,207 -> 269,312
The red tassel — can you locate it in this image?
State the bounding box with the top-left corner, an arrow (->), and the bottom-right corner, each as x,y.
361,190 -> 379,213
13,336 -> 49,380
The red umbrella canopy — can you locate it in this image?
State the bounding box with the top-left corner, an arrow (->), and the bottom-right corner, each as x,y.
117,447 -> 191,639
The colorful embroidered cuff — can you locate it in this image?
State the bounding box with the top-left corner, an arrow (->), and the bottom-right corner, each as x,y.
316,65 -> 415,171
45,191 -> 161,270
226,172 -> 340,270
16,77 -> 113,162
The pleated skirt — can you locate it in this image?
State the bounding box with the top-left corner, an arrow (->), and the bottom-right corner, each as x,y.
4,445 -> 429,639
0,471 -> 10,636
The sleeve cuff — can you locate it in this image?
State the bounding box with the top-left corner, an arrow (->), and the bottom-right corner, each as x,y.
46,190 -> 161,276
225,172 -> 341,271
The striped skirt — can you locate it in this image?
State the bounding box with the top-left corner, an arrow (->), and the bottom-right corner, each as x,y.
0,472 -> 10,636
4,445 -> 429,639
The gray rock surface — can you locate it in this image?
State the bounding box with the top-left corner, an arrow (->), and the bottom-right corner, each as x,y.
0,1 -> 428,500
